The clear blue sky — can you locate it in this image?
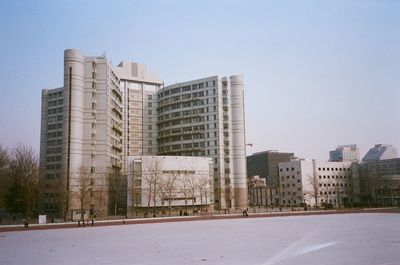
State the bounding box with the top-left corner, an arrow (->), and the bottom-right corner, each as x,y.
0,0 -> 399,160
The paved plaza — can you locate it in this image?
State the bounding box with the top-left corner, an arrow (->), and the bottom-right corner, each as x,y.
0,213 -> 399,265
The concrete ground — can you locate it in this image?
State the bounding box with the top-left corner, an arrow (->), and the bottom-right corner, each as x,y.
0,209 -> 399,265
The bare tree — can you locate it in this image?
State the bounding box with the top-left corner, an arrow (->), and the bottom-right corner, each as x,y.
180,176 -> 192,214
163,170 -> 180,216
197,175 -> 211,214
74,166 -> 91,222
305,174 -> 320,208
142,158 -> 163,217
94,177 -> 108,219
0,145 -> 10,209
108,167 -> 124,219
186,173 -> 197,213
4,144 -> 39,219
0,145 -> 8,170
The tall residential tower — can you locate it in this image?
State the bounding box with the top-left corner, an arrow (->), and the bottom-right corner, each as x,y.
157,76 -> 247,209
40,49 -> 124,219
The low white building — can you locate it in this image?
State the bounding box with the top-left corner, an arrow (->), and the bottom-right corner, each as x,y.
278,159 -> 355,208
127,156 -> 214,217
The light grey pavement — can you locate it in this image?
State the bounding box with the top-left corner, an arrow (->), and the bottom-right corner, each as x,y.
0,212 -> 399,265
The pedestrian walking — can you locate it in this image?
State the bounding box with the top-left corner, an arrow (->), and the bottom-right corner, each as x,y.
242,208 -> 248,217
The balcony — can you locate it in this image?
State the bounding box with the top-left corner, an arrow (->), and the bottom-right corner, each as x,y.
112,106 -> 122,119
112,88 -> 122,103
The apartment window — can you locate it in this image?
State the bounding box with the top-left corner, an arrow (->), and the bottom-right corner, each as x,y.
148,95 -> 152,100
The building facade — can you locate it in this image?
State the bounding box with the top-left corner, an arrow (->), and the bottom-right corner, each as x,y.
247,150 -> 294,206
358,158 -> 400,207
40,49 -> 248,219
156,76 -> 247,210
114,61 -> 162,159
127,156 -> 214,217
247,175 -> 267,207
329,144 -> 359,162
40,49 -> 124,219
278,159 -> 355,208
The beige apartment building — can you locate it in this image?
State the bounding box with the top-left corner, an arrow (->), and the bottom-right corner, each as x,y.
40,49 -> 248,219
157,76 -> 247,210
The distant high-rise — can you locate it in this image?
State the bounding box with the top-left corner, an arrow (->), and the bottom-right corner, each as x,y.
157,76 -> 247,209
329,144 -> 359,162
362,144 -> 398,161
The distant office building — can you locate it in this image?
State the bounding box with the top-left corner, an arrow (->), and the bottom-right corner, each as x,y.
358,158 -> 400,206
362,144 -> 398,161
278,159 -> 355,208
329,144 -> 359,162
247,150 -> 294,206
127,156 -> 214,217
157,76 -> 247,210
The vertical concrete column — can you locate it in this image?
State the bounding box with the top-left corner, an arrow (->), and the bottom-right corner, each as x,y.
64,49 -> 85,177
229,75 -> 247,209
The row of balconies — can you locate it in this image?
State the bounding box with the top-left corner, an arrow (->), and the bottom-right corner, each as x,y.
157,96 -> 203,109
157,130 -> 204,139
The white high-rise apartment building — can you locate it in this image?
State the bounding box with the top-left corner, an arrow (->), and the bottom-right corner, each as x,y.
40,49 -> 248,218
40,49 -> 123,218
157,76 -> 247,209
